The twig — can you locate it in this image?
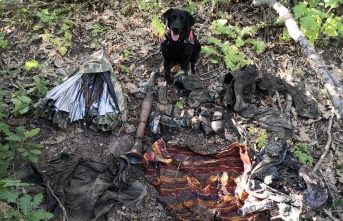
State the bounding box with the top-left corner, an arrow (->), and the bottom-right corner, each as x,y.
313,108 -> 335,172
44,184 -> 68,221
198,68 -> 222,77
197,0 -> 216,36
275,91 -> 283,114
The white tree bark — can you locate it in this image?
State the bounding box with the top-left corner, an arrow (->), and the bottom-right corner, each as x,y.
253,0 -> 343,119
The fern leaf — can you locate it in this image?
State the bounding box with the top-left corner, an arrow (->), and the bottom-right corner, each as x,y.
19,194 -> 32,215
28,154 -> 39,163
31,193 -> 43,209
201,46 -> 221,57
26,209 -> 54,220
6,209 -> 23,219
25,128 -> 40,139
207,37 -> 222,47
0,179 -> 29,187
5,135 -> 22,142
0,186 -> 19,203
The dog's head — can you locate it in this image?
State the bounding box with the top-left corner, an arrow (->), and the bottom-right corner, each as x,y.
161,8 -> 195,42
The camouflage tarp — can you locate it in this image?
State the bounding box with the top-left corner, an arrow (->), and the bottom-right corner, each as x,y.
35,49 -> 127,134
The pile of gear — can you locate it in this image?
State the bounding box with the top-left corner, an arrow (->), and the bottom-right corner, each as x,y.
141,64 -> 321,143
142,71 -> 243,143
31,49 -> 326,221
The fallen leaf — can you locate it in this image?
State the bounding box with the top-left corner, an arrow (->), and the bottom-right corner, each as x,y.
299,129 -> 310,141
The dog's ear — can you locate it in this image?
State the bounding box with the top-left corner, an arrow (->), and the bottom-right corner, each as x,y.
161,8 -> 173,25
186,11 -> 195,30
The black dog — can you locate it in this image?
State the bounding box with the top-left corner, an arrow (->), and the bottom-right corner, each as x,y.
160,8 -> 201,84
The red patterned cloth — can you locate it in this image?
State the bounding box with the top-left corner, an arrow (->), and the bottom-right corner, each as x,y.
143,139 -> 258,221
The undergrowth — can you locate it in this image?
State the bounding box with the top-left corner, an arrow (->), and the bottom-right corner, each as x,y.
0,90 -> 53,220
291,143 -> 314,166
201,17 -> 266,70
293,0 -> 343,46
247,126 -> 268,149
0,61 -> 52,221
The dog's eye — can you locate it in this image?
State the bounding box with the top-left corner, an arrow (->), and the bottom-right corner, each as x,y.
180,17 -> 185,21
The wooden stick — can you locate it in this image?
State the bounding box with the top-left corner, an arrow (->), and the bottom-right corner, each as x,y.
313,108 -> 335,172
44,184 -> 68,221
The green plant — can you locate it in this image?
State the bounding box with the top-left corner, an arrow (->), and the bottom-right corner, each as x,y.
334,199 -> 343,206
24,60 -> 39,71
185,0 -> 196,14
89,23 -> 104,36
291,143 -> 314,166
42,20 -> 73,56
3,69 -> 21,78
36,9 -> 55,26
293,0 -> 343,45
151,15 -> 165,38
11,92 -> 32,116
248,126 -> 268,149
176,100 -> 184,109
0,32 -> 8,48
26,75 -> 50,97
119,64 -> 130,73
140,0 -> 159,11
29,8 -> 75,55
5,126 -> 43,163
0,82 -> 52,221
0,182 -> 53,221
201,19 -> 266,70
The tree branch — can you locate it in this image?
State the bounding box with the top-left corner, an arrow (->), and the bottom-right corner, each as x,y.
253,0 -> 343,119
313,108 -> 334,172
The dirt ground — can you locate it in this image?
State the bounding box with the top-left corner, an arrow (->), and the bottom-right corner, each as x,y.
1,0 -> 343,220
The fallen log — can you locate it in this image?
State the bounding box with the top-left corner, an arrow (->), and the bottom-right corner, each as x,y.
253,0 -> 343,119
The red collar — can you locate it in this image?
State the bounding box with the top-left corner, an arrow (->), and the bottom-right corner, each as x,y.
160,29 -> 195,44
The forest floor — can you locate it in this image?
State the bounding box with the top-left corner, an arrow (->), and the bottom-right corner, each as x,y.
1,0 -> 343,220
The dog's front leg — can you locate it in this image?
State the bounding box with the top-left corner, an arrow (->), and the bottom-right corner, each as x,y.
180,60 -> 190,75
164,59 -> 172,85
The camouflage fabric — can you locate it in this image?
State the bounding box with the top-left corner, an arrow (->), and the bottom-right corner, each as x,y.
35,49 -> 127,134
174,71 -> 204,91
187,88 -> 215,108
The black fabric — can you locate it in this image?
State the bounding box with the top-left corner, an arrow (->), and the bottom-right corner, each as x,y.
101,71 -> 120,113
222,65 -> 321,139
16,153 -> 147,221
238,140 -> 328,220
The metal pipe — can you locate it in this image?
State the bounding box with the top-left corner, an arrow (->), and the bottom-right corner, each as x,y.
126,71 -> 158,164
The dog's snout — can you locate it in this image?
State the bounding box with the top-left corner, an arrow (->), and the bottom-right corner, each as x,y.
172,26 -> 180,33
